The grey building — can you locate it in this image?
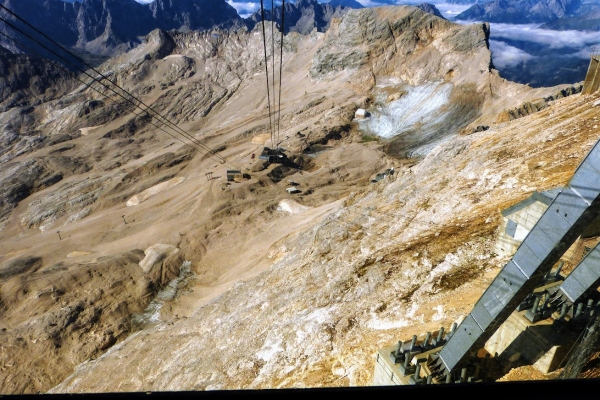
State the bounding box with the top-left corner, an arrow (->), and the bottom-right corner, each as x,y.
494,188 -> 562,258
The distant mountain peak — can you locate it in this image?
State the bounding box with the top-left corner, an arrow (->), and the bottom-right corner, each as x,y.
415,3 -> 445,19
0,0 -> 242,59
455,0 -> 583,23
246,0 -> 359,34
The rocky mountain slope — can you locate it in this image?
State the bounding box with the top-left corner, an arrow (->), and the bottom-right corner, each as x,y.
0,45 -> 75,111
0,0 -> 242,57
0,5 -> 589,394
540,1 -> 600,30
51,90 -> 600,392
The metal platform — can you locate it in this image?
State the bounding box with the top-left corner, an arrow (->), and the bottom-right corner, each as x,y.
259,147 -> 286,164
376,134 -> 600,384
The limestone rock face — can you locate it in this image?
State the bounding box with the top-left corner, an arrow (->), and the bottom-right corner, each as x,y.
0,250 -> 174,394
0,46 -> 76,112
0,159 -> 63,230
142,29 -> 177,62
148,0 -> 241,32
415,3 -> 445,19
310,7 -> 491,87
20,175 -> 113,231
139,244 -> 180,274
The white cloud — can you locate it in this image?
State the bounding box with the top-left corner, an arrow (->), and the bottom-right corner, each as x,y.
489,39 -> 535,69
433,3 -> 470,18
227,1 -> 261,18
452,20 -> 600,51
135,0 -> 155,4
489,23 -> 600,50
357,0 -> 390,7
571,47 -> 600,59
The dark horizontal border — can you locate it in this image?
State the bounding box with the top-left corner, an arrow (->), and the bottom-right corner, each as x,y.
3,378 -> 600,400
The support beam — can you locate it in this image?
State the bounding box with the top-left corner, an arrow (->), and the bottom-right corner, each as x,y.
558,241 -> 600,304
436,139 -> 600,375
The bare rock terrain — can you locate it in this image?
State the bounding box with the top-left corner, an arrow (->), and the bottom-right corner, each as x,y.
0,5 -> 591,393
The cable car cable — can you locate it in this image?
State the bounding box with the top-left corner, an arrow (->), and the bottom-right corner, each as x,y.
0,4 -> 239,169
0,28 -> 225,161
259,0 -> 275,150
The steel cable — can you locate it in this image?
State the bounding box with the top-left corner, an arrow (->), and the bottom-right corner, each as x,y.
0,4 -> 240,169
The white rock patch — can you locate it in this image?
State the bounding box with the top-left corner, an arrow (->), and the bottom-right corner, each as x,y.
127,177 -> 185,207
277,199 -> 310,214
139,244 -> 179,273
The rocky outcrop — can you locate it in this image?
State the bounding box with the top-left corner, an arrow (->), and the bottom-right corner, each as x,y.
0,46 -> 76,112
139,244 -> 180,274
20,175 -> 114,231
310,7 -> 490,86
0,159 -> 63,230
415,3 -> 445,19
0,249 -> 185,394
495,83 -> 582,122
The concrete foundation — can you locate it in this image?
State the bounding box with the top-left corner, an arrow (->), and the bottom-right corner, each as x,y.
373,310 -> 583,385
373,345 -> 410,386
373,343 -> 444,386
484,310 -> 580,374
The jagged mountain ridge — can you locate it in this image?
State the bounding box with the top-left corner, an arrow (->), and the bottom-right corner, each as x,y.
245,0 -> 355,35
244,0 -> 445,34
455,0 -> 583,24
0,0 -> 242,57
540,1 -> 600,30
327,0 -> 365,8
415,3 -> 445,19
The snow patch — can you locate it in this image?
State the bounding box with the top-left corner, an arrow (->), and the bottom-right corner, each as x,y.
256,336 -> 284,362
127,177 -> 185,206
277,199 -> 310,214
366,315 -> 411,330
432,305 -> 446,321
139,244 -> 179,273
359,81 -> 453,140
131,261 -> 193,327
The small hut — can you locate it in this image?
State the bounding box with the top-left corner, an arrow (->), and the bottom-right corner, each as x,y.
355,108 -> 370,119
226,170 -> 243,182
495,188 -> 561,258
